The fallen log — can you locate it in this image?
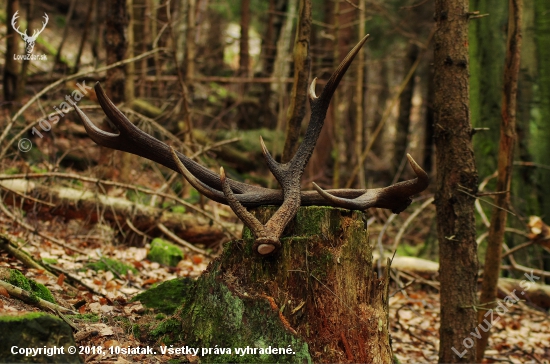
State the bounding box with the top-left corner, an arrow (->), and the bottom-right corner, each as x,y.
0,179 -> 226,246
378,255 -> 550,309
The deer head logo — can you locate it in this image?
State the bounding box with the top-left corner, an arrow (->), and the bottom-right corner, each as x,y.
11,11 -> 48,54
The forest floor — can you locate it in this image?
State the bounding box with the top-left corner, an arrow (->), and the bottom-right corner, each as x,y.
0,137 -> 548,363
1,209 -> 549,364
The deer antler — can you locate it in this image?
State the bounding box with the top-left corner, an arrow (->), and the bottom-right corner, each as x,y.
75,35 -> 430,256
213,35 -> 371,254
32,13 -> 49,39
11,11 -> 28,39
312,154 -> 429,214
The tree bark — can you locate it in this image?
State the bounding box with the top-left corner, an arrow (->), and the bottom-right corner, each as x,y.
433,0 -> 479,362
100,0 -> 129,182
51,0 -> 77,74
142,206 -> 392,363
3,0 -> 20,107
393,44 -> 419,175
534,0 -> 550,221
476,0 -> 523,360
354,0 -> 366,188
17,0 -> 32,100
469,0 -> 508,178
423,65 -> 435,176
259,0 -> 288,129
281,0 -> 311,163
239,0 -> 250,79
73,0 -> 96,73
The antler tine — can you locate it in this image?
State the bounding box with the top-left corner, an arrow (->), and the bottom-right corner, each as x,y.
312,154 -> 429,213
169,146 -> 227,203
234,35 -> 370,255
291,34 -> 369,171
34,13 -> 48,36
11,11 -> 27,37
76,83 -> 266,196
219,168 -> 282,255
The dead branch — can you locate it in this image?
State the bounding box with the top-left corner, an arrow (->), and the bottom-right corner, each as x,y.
0,179 -> 227,246
0,279 -> 76,314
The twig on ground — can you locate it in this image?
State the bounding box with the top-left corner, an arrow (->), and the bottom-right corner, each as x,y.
157,223 -> 209,256
46,264 -> 106,297
0,201 -> 86,254
0,233 -> 56,278
0,184 -> 55,207
0,172 -> 238,239
0,280 -> 76,314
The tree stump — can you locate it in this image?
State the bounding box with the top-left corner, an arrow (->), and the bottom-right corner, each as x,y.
143,206 -> 392,363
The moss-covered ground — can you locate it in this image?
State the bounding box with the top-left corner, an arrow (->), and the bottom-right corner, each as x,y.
146,238 -> 184,267
1,268 -> 55,303
87,257 -> 138,276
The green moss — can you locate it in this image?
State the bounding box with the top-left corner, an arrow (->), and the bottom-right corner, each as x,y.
87,257 -> 138,276
3,167 -> 20,174
5,269 -> 55,303
243,206 -> 345,240
66,313 -> 99,323
41,257 -> 58,265
132,324 -> 141,338
28,280 -> 56,303
146,263 -> 311,363
147,238 -> 184,267
170,205 -> 186,214
8,269 -> 32,291
310,250 -> 334,280
133,278 -> 195,314
294,206 -> 342,236
0,312 -> 46,322
150,317 -> 181,344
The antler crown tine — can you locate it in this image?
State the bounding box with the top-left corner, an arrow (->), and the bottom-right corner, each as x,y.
312,153 -> 429,212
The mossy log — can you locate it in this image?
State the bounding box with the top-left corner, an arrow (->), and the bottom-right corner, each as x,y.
0,179 -> 225,246
142,206 -> 392,363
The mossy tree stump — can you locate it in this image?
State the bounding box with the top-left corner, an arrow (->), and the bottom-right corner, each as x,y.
145,206 -> 392,363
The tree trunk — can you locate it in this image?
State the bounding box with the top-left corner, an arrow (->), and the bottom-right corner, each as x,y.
73,0 -> 96,73
17,0 -> 32,100
51,0 -> 77,74
513,0 -> 537,217
99,0 -> 129,182
3,0 -> 20,107
281,0 -> 311,163
143,206 -> 392,363
354,0 -> 366,189
469,0 -> 508,179
239,0 -> 250,79
433,0 -> 479,362
423,65 -> 435,176
393,44 -> 419,175
477,0 -> 523,360
534,0 -> 550,221
259,0 -> 288,129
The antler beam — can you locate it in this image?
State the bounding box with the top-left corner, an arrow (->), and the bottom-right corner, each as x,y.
75,35 -> 429,256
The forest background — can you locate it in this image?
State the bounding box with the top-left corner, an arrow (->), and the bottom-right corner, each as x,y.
0,0 -> 549,362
